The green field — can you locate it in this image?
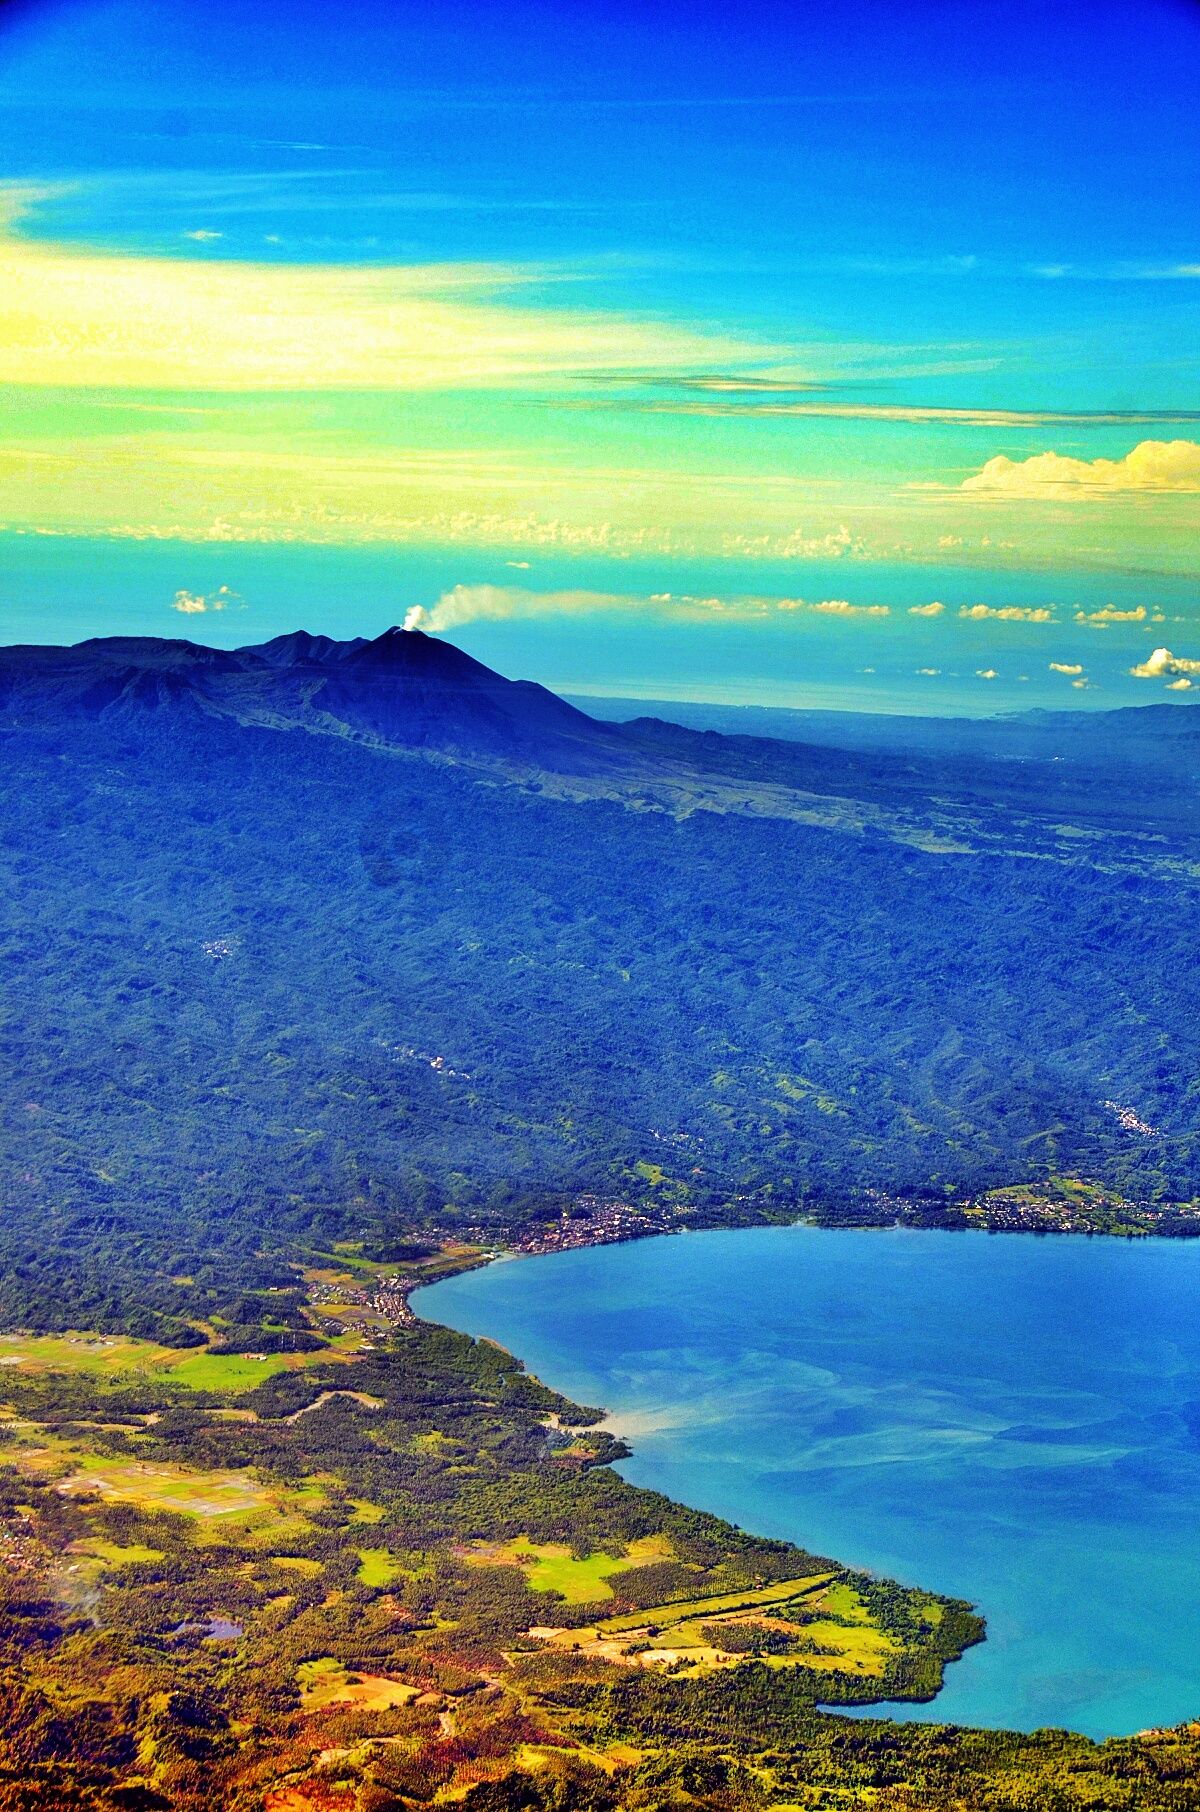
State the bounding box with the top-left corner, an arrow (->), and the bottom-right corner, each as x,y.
355,1546 -> 404,1586
0,1330 -> 336,1394
470,1533 -> 674,1603
595,1572 -> 835,1633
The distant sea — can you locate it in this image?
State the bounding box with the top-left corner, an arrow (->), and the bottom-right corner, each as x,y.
417,1225 -> 1200,1739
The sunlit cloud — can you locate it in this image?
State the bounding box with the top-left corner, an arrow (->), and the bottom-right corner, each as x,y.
171,584 -> 240,614
0,185 -> 780,391
975,668 -> 999,679
961,439 -> 1200,496
1073,604 -> 1160,626
1130,647 -> 1200,681
958,604 -> 1053,622
908,601 -> 945,617
1049,662 -> 1084,675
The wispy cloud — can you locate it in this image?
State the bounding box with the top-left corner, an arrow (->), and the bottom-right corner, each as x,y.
1029,260 -> 1200,282
0,186 -> 782,391
961,439 -> 1200,496
585,394 -> 1200,428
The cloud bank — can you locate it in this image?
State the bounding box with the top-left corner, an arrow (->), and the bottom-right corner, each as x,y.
962,439 -> 1200,496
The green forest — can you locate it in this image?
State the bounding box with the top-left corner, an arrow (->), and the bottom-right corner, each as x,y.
4,644 -> 1200,1808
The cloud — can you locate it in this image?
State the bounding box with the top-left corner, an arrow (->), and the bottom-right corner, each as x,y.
961,439 -> 1200,496
722,523 -> 870,561
1129,647 -> 1200,681
797,598 -> 890,617
171,584 -> 239,614
0,188 -> 783,392
183,229 -> 224,242
908,601 -> 945,617
1049,662 -> 1084,675
958,604 -> 1053,622
623,397 -> 1200,428
975,668 -> 999,680
1167,677 -> 1193,690
1073,604 -> 1146,625
916,667 -> 941,676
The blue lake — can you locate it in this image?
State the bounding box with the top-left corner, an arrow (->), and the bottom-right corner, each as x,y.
416,1225 -> 1200,1739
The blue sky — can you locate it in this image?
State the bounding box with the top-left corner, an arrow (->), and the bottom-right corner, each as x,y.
1,0 -> 1198,712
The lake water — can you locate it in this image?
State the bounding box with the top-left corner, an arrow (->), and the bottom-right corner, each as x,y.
416,1224 -> 1200,1739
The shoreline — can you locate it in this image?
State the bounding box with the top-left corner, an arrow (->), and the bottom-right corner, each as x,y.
411,1219 -> 1200,1743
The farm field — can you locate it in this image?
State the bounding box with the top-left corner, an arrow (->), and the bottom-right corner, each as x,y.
466,1532 -> 674,1602
521,1570 -> 902,1677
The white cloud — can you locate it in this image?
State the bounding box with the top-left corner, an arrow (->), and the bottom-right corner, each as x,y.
1049,662 -> 1084,675
723,523 -> 870,561
1167,677 -> 1193,690
976,668 -> 999,680
183,229 -> 224,242
916,667 -> 941,676
961,439 -> 1200,496
171,583 -> 239,615
908,601 -> 945,617
1074,604 -> 1146,626
800,598 -> 890,617
1130,646 -> 1200,680
959,604 -> 1053,622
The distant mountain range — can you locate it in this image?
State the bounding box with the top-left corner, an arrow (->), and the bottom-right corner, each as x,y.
572,689 -> 1200,767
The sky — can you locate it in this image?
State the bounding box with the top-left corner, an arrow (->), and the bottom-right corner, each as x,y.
1,0 -> 1198,714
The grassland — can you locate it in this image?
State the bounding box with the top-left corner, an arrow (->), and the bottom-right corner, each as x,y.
0,1330 -> 337,1393
524,1571 -> 903,1678
295,1657 -> 420,1712
467,1532 -> 675,1603
4,1423 -> 322,1536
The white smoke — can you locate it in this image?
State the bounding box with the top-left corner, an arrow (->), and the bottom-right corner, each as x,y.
401,582 -> 908,636
402,583 -> 624,635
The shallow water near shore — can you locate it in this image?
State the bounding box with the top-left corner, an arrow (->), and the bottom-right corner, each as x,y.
416,1224 -> 1200,1738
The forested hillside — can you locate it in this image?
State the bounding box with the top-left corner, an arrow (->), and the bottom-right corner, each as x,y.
1,631 -> 1198,1339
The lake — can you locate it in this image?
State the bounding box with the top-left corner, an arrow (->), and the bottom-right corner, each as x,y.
416,1224 -> 1200,1739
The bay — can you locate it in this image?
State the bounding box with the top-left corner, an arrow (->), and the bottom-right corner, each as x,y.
416,1224 -> 1200,1738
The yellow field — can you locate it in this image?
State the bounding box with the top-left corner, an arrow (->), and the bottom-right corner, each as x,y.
296,1657 -> 419,1711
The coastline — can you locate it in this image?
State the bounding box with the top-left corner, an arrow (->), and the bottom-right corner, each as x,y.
411,1220 -> 1200,1740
